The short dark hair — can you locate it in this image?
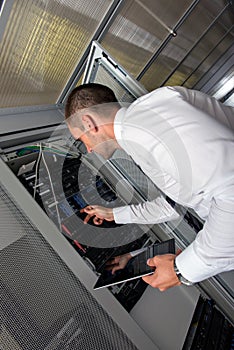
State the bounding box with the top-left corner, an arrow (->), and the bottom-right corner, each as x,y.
65,83 -> 118,120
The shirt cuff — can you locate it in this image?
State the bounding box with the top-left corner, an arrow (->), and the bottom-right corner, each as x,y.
113,206 -> 132,224
175,243 -> 227,283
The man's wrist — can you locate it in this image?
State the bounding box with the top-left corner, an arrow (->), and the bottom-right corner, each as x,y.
174,260 -> 194,286
106,208 -> 114,221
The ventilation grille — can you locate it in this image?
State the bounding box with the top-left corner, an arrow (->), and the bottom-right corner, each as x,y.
0,183 -> 139,350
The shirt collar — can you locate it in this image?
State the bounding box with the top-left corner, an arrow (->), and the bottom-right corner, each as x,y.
114,107 -> 127,143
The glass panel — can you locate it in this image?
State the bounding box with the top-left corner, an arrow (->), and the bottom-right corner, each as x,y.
210,69 -> 234,107
182,37 -> 233,89
0,0 -> 113,108
100,0 -> 194,78
168,11 -> 234,87
224,94 -> 234,107
140,0 -> 233,91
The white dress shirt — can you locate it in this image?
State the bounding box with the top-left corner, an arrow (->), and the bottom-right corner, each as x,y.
113,86 -> 234,283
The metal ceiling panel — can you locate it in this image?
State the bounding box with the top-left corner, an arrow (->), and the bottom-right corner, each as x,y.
0,0 -> 114,108
0,0 -> 232,110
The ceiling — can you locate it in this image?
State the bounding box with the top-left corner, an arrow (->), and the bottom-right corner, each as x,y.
0,0 -> 233,109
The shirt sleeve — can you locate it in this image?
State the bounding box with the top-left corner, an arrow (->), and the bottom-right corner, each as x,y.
176,196 -> 234,283
113,196 -> 180,224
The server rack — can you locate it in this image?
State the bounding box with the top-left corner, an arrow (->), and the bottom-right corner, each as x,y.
0,41 -> 233,350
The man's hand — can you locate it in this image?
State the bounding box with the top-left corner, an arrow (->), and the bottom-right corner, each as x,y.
142,254 -> 181,291
80,205 -> 114,225
105,253 -> 132,274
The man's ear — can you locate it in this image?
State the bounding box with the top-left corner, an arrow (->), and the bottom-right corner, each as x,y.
81,114 -> 98,133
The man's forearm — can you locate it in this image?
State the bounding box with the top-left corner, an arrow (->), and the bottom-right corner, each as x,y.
113,196 -> 180,224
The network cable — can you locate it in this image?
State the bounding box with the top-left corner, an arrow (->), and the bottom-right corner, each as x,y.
41,148 -> 62,232
33,143 -> 42,199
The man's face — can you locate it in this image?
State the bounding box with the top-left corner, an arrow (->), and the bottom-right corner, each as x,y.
68,124 -> 96,153
68,124 -> 118,159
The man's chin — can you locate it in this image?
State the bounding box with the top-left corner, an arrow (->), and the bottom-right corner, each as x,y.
94,145 -> 118,160
95,149 -> 116,160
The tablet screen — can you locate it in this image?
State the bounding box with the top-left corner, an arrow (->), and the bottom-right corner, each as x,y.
93,238 -> 175,289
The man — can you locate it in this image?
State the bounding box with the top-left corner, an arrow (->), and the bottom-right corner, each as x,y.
65,83 -> 234,291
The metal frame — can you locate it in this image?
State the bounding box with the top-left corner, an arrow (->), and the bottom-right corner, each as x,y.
0,123 -> 67,150
83,41 -> 148,98
0,104 -> 66,150
0,104 -> 59,116
0,105 -> 64,146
